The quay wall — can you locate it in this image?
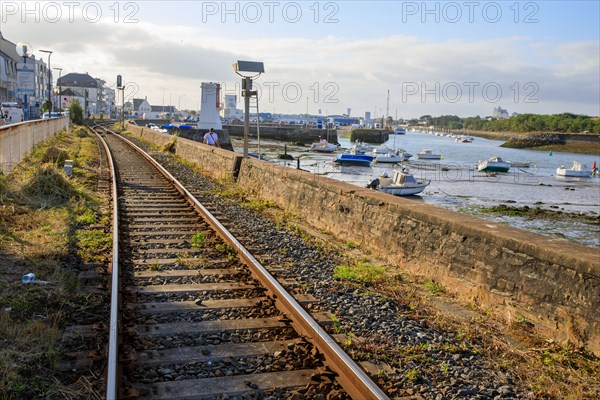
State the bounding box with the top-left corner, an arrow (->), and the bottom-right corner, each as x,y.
223,124 -> 339,145
125,123 -> 600,355
351,128 -> 391,144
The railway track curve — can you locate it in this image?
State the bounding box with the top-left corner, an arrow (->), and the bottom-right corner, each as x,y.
89,124 -> 388,399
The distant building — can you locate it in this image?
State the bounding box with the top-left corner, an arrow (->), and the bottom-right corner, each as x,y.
131,97 -> 178,119
56,72 -> 116,117
59,88 -> 85,111
0,32 -> 19,103
492,106 -> 509,119
95,78 -> 115,116
221,94 -> 242,120
58,72 -> 98,117
1,31 -> 51,118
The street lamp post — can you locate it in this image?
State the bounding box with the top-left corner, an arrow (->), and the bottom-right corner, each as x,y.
233,60 -> 264,158
39,50 -> 53,115
15,41 -> 33,120
53,67 -> 62,111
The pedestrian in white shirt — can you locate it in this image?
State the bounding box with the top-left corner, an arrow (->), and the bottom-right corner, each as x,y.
203,128 -> 220,147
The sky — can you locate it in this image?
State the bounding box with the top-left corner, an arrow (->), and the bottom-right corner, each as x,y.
1,0 -> 599,119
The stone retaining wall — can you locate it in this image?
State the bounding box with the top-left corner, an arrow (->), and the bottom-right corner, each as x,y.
125,123 -> 600,355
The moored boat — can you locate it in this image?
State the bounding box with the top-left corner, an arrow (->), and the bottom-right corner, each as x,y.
311,139 -> 338,153
416,149 -> 442,160
366,168 -> 430,196
334,153 -> 374,166
351,141 -> 375,154
508,161 -> 530,168
477,156 -> 511,173
556,161 -> 593,177
455,136 -> 474,143
374,149 -> 405,163
393,126 -> 406,134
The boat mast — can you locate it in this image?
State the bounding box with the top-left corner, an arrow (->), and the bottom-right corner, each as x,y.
385,89 -> 390,130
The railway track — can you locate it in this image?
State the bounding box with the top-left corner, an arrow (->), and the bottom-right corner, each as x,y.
89,125 -> 388,399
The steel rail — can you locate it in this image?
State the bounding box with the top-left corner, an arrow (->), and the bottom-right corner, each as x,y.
89,124 -> 120,400
110,131 -> 389,399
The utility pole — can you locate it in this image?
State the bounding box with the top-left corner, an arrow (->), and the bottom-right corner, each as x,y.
117,75 -> 124,127
243,77 -> 251,158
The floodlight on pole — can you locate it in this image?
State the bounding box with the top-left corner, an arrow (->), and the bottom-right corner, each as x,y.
39,49 -> 53,114
233,60 -> 264,158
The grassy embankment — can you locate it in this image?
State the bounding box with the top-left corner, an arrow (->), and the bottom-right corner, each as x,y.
0,126 -> 109,399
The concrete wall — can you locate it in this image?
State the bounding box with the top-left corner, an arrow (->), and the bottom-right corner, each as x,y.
0,117 -> 69,173
125,122 -> 600,355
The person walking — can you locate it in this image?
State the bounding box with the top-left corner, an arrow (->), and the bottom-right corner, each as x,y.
203,128 -> 220,147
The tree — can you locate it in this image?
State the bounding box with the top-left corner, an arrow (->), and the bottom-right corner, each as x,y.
42,99 -> 53,113
68,100 -> 84,125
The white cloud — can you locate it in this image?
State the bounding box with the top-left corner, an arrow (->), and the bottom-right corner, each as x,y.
1,8 -> 598,116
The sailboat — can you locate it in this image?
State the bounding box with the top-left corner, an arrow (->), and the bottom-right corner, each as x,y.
373,89 -> 399,164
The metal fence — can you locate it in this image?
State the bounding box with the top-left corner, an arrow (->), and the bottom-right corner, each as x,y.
0,117 -> 69,173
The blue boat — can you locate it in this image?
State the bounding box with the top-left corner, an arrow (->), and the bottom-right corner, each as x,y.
334,154 -> 374,166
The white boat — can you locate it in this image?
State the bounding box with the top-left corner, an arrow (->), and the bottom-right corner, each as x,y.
416,149 -> 442,160
393,126 -> 406,134
477,156 -> 511,173
508,161 -> 530,168
371,145 -> 394,155
399,149 -> 413,160
366,169 -> 430,196
455,136 -> 474,143
556,161 -> 593,177
351,142 -> 375,154
311,139 -> 338,153
374,149 -> 404,163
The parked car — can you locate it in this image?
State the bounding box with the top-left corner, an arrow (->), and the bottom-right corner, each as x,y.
1,103 -> 24,124
42,112 -> 63,119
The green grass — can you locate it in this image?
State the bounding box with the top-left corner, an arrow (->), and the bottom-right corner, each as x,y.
422,279 -> 444,295
215,243 -> 238,261
405,368 -> 420,383
333,262 -> 386,285
76,207 -> 98,225
75,229 -> 112,262
191,232 -> 206,248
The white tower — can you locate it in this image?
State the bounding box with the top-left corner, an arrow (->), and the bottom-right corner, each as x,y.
197,82 -> 222,130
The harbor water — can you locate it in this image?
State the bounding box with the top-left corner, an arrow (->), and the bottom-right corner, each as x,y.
233,131 -> 600,249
